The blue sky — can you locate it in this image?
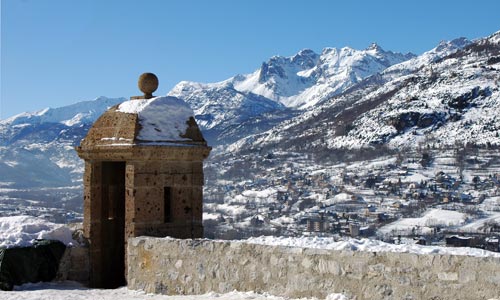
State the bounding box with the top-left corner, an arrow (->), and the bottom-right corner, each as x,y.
1,0 -> 499,119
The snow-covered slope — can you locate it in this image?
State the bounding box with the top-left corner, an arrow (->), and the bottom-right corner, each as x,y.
172,45 -> 413,110
228,31 -> 499,153
329,32 -> 500,149
0,215 -> 76,248
382,37 -> 471,80
168,45 -> 414,145
0,97 -> 124,187
167,80 -> 291,144
1,96 -> 125,130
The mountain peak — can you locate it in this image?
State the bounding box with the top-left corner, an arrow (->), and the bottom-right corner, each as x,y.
366,42 -> 383,52
321,47 -> 339,55
449,37 -> 471,48
175,42 -> 417,110
435,37 -> 471,52
294,48 -> 317,57
1,96 -> 126,127
488,30 -> 500,43
291,49 -> 319,69
95,96 -> 109,101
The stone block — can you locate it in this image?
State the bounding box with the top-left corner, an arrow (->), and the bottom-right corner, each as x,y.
171,161 -> 193,174
133,162 -> 162,174
125,172 -> 135,188
316,259 -> 341,275
163,174 -> 174,186
459,268 -> 476,283
132,187 -> 163,221
438,272 -> 459,281
486,273 -> 500,284
191,162 -> 203,174
134,173 -> 163,187
192,173 -> 204,185
301,257 -> 314,269
173,174 -> 192,186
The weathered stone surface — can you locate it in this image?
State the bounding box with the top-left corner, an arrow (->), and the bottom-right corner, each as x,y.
128,237 -> 500,300
138,73 -> 159,99
75,89 -> 211,288
56,246 -> 89,284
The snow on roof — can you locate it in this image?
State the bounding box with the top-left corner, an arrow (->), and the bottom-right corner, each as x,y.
117,96 -> 194,142
401,173 -> 430,183
322,192 -> 362,206
246,236 -> 500,258
242,188 -> 276,199
0,216 -> 76,248
334,192 -> 360,202
448,235 -> 473,240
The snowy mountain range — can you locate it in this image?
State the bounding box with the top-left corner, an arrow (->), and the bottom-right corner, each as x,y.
227,32 -> 499,155
0,97 -> 124,187
1,31 -> 499,190
168,44 -> 414,144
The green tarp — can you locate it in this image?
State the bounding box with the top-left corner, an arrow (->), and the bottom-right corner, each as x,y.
0,239 -> 66,291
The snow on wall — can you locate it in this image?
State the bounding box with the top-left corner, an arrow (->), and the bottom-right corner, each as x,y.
246,235 -> 500,258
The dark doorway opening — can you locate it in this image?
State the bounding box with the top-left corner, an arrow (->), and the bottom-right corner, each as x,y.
101,161 -> 126,288
164,187 -> 172,223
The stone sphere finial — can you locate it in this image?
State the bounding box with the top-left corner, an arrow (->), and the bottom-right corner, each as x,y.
138,73 -> 159,99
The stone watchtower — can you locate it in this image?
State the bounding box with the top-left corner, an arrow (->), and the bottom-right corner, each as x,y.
76,73 -> 211,288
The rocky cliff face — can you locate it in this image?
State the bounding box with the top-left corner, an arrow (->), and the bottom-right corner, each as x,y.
168,44 -> 415,145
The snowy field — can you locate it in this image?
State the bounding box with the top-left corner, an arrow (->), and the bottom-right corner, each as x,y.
378,208 -> 468,236
2,281 -> 349,300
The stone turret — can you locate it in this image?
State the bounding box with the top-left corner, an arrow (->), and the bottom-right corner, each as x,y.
76,73 -> 211,288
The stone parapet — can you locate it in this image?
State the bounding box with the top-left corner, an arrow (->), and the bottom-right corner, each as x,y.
127,237 -> 500,300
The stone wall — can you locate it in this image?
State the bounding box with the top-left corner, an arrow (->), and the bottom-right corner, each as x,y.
127,237 -> 500,300
56,246 -> 89,284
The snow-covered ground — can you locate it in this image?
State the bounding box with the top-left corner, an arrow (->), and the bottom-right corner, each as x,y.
0,216 -> 76,248
2,281 -> 349,300
378,208 -> 468,236
462,212 -> 500,231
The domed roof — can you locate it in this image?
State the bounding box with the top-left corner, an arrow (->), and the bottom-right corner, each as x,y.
79,96 -> 206,148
